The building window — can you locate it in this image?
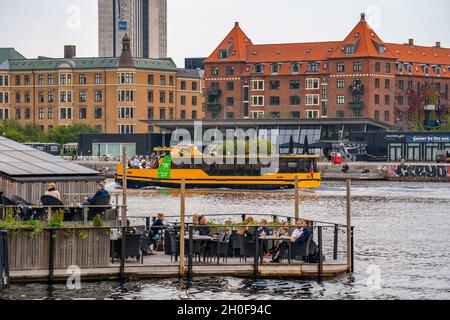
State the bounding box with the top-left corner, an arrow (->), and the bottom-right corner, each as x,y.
94,91 -> 102,102
118,73 -> 135,84
375,62 -> 381,73
38,75 -> 45,86
226,82 -> 234,91
117,107 -> 135,119
337,62 -> 345,72
15,92 -> 21,103
254,64 -> 263,73
180,110 -> 186,120
15,75 -> 21,86
79,91 -> 87,102
353,62 -> 362,72
385,95 -> 390,105
226,97 -> 234,106
0,109 -> 9,119
385,111 -> 390,121
269,80 -> 280,90
159,92 -> 165,104
181,81 -> 186,90
344,45 -> 355,54
148,91 -> 154,103
385,79 -> 390,89
0,75 -> 8,86
192,96 -> 198,106
336,110 -> 344,118
374,110 -> 380,120
251,96 -> 264,106
48,92 -> 54,103
95,74 -> 102,84
375,95 -> 380,105
337,79 -> 345,88
169,92 -> 174,104
48,108 -> 53,119
79,74 -> 87,85
269,96 -> 280,105
271,64 -> 280,74
305,79 -> 319,89
306,110 -> 319,119
375,78 -> 380,89
59,107 -> 72,120
160,75 -> 166,86
290,96 -> 301,105
408,80 -> 413,90
306,94 -> 319,106
181,96 -> 187,105
117,90 -> 135,102
226,112 -> 235,119
219,50 -> 228,59
385,63 -> 391,73
211,67 -> 219,76
398,80 -> 404,90
148,74 -> 154,85
15,109 -> 21,120
95,108 -> 103,119
308,62 -> 319,72
290,80 -> 301,89
148,107 -> 154,119
291,63 -> 300,74
24,75 -> 30,86
159,108 -> 166,120
269,112 -> 280,119
226,66 -> 234,76
79,107 -> 87,119
251,80 -> 264,91
24,92 -> 31,103
48,75 -> 54,85
24,108 -> 30,120
337,95 -> 345,104
192,82 -> 198,91
398,96 -> 404,105
118,125 -> 135,134
38,91 -> 45,103
290,111 -> 300,119
60,91 -> 66,103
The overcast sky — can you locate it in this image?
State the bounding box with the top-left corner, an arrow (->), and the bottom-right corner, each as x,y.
0,0 -> 449,67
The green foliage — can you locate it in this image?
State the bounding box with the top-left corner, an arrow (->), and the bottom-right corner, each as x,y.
47,210 -> 65,228
0,120 -> 100,144
93,214 -> 104,228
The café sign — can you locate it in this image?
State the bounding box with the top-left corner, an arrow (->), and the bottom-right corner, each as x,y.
406,135 -> 450,143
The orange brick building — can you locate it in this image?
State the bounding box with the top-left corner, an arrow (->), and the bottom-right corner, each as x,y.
204,14 -> 450,129
0,36 -> 203,134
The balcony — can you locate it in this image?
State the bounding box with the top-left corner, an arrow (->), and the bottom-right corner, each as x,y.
206,88 -> 221,97
348,102 -> 365,110
349,84 -> 365,96
206,103 -> 221,112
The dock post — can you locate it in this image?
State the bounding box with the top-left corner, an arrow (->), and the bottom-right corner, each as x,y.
241,214 -> 246,222
179,179 -> 186,278
48,229 -> 55,284
318,226 -> 323,280
120,146 -> 128,280
294,176 -> 300,221
351,226 -> 355,273
346,179 -> 352,273
333,224 -> 339,261
253,227 -> 259,279
0,230 -> 9,291
187,224 -> 193,281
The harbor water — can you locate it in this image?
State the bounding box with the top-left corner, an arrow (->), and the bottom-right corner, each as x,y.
1,181 -> 449,300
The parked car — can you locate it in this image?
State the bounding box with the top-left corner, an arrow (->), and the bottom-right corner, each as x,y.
436,150 -> 450,163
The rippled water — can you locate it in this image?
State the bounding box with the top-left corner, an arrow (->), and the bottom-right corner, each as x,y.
2,181 -> 449,300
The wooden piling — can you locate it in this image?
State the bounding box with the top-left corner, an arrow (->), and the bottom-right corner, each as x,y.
121,147 -> 127,228
295,176 -> 300,220
346,179 -> 352,272
179,179 -> 186,277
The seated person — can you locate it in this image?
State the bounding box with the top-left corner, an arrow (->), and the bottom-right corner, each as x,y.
271,219 -> 312,263
82,182 -> 109,206
198,215 -> 211,236
258,219 -> 271,237
151,213 -> 166,241
44,183 -> 61,200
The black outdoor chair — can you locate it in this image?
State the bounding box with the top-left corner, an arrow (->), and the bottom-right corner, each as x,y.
40,195 -> 72,221
111,233 -> 143,263
1,195 -> 21,220
239,235 -> 255,263
164,230 -> 172,255
86,195 -> 111,220
168,231 -> 180,262
284,233 -> 314,262
230,233 -> 241,257
206,238 -> 229,264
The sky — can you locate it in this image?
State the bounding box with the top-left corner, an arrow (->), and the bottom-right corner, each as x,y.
0,0 -> 449,67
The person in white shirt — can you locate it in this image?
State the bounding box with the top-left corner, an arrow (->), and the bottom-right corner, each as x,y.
271,219 -> 311,263
44,183 -> 61,200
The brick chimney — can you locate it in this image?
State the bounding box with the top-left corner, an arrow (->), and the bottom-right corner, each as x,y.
435,42 -> 441,48
64,45 -> 76,59
408,39 -> 414,46
235,21 -> 239,27
360,13 -> 366,21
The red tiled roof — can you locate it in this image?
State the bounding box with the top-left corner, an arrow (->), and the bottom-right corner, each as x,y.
204,22 -> 252,63
386,43 -> 450,65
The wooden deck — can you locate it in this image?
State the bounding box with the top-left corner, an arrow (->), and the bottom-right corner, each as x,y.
9,251 -> 349,283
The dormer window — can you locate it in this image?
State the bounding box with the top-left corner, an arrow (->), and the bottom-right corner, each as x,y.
309,62 -> 319,72
398,64 -> 404,74
407,65 -> 413,74
219,50 -> 228,59
378,45 -> 385,54
424,66 -> 429,76
254,64 -> 264,73
291,63 -> 300,74
271,64 -> 280,74
344,45 -> 355,54
435,67 -> 441,76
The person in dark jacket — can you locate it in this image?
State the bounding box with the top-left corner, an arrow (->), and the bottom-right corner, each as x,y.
83,182 -> 109,205
198,215 -> 211,236
151,213 -> 166,241
271,220 -> 312,263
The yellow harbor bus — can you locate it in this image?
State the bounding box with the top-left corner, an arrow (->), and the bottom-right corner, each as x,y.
116,147 -> 321,190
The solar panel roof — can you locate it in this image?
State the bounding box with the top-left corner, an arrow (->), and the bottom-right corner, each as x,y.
0,136 -> 100,177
